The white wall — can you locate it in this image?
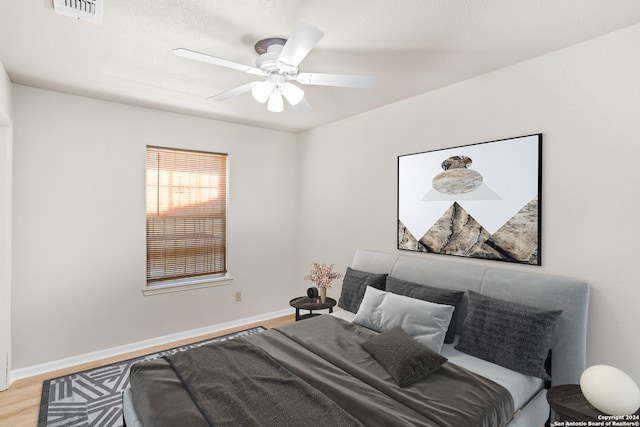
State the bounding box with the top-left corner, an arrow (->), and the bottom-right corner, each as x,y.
11,85 -> 298,369
0,61 -> 13,390
297,23 -> 640,384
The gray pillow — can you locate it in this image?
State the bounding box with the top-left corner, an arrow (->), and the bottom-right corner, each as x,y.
362,326 -> 448,388
337,267 -> 387,313
386,276 -> 464,344
455,290 -> 562,379
353,286 -> 454,353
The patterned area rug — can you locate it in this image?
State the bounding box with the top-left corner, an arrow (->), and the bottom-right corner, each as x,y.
38,326 -> 266,427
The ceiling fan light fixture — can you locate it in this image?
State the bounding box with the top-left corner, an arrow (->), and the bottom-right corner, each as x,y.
281,82 -> 305,106
251,80 -> 273,103
267,90 -> 284,113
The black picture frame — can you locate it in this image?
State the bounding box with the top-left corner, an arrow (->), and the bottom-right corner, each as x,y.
397,134 -> 542,265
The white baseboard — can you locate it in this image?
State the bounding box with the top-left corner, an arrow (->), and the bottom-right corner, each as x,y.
10,308 -> 292,384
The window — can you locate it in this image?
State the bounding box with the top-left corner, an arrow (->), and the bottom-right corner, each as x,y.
145,146 -> 229,292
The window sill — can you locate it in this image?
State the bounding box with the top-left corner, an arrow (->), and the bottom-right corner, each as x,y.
142,274 -> 234,296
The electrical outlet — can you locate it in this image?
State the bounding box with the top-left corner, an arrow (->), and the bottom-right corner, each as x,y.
235,291 -> 242,302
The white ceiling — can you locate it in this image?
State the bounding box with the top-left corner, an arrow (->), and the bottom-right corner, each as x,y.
1,1 -> 640,133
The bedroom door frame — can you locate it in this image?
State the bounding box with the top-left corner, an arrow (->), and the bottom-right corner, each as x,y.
0,124 -> 12,390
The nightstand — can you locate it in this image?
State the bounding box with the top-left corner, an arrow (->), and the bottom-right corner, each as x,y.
289,296 -> 337,321
547,384 -> 640,422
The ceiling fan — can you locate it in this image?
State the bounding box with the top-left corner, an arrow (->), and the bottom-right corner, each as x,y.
173,23 -> 376,113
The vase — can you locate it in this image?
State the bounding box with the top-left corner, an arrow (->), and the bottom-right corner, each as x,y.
320,287 -> 327,303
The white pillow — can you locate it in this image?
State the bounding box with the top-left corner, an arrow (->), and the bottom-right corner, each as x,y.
353,285 -> 387,327
353,286 -> 454,353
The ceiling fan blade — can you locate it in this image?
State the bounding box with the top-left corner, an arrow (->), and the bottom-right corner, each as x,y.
296,72 -> 376,89
290,98 -> 312,112
173,48 -> 263,76
277,23 -> 325,67
207,82 -> 259,101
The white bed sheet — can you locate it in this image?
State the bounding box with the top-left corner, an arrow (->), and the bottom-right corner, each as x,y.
329,308 -> 544,412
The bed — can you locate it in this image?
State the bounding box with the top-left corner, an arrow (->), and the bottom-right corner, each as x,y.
122,249 -> 590,426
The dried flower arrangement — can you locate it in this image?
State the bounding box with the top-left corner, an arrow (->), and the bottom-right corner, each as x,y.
304,262 -> 343,289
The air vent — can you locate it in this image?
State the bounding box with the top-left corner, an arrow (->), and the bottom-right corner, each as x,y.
53,0 -> 103,25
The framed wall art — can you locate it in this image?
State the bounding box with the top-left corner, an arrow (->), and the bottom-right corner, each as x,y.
397,134 -> 542,265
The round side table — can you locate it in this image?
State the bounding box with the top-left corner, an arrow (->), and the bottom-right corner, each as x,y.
547,384 -> 640,422
289,296 -> 337,321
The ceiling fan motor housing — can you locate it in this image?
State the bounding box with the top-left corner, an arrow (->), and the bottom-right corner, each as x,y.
254,37 -> 286,55
254,38 -> 298,77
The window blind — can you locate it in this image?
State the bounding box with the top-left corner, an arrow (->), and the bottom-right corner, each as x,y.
146,146 -> 227,283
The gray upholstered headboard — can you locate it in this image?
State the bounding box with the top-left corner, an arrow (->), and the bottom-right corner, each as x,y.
351,250 -> 590,386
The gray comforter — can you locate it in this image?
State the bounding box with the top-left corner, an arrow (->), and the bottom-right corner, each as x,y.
164,338 -> 364,426
130,315 -> 514,427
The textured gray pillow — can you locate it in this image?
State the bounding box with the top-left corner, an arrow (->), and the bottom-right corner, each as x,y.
386,276 -> 464,344
337,267 -> 387,313
455,290 -> 562,379
363,326 -> 448,387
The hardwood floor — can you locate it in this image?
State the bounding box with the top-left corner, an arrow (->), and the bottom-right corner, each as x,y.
0,314 -> 295,427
